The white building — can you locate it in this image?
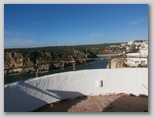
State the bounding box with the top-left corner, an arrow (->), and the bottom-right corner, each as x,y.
134,42 -> 140,46
125,41 -> 148,67
139,43 -> 148,57
126,46 -> 130,52
120,43 -> 126,47
124,58 -> 147,67
127,41 -> 134,45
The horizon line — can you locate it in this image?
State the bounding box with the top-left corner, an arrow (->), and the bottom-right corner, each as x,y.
4,39 -> 148,50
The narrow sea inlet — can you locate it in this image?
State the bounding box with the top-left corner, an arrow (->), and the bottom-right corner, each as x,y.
4,56 -> 108,84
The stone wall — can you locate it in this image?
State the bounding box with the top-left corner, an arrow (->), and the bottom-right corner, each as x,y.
106,58 -> 125,68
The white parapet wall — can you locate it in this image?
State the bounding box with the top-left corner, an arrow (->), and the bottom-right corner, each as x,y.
126,53 -> 141,57
4,68 -> 148,112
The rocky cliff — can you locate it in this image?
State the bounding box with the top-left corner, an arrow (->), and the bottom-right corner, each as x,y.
106,58 -> 125,69
4,46 -> 97,74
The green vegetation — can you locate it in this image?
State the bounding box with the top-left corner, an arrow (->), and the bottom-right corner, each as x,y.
4,42 -> 127,74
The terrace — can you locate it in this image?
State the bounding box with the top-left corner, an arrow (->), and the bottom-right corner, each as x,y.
4,68 -> 148,112
33,94 -> 148,112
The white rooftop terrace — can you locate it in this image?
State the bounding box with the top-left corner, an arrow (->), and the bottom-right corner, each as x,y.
4,68 -> 148,112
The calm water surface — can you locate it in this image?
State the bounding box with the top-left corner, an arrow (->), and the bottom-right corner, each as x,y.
4,56 -> 108,84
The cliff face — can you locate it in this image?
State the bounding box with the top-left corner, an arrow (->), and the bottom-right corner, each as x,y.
4,47 -> 97,74
106,58 -> 125,69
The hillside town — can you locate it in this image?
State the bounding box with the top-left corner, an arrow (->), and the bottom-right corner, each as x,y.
107,40 -> 148,67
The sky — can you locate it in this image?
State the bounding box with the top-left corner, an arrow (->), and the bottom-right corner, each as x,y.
4,4 -> 148,49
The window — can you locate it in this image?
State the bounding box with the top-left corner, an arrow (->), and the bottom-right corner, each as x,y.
135,61 -> 139,63
142,46 -> 145,48
141,61 -> 146,64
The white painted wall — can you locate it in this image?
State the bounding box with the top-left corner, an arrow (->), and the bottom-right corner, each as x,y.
140,50 -> 148,57
126,53 -> 140,57
125,58 -> 147,67
4,68 -> 148,112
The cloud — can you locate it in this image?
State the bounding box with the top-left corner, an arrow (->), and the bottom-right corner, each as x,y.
4,31 -> 22,36
4,38 -> 46,49
91,33 -> 102,37
4,31 -> 13,35
32,22 -> 43,25
4,30 -> 47,48
129,17 -> 147,25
